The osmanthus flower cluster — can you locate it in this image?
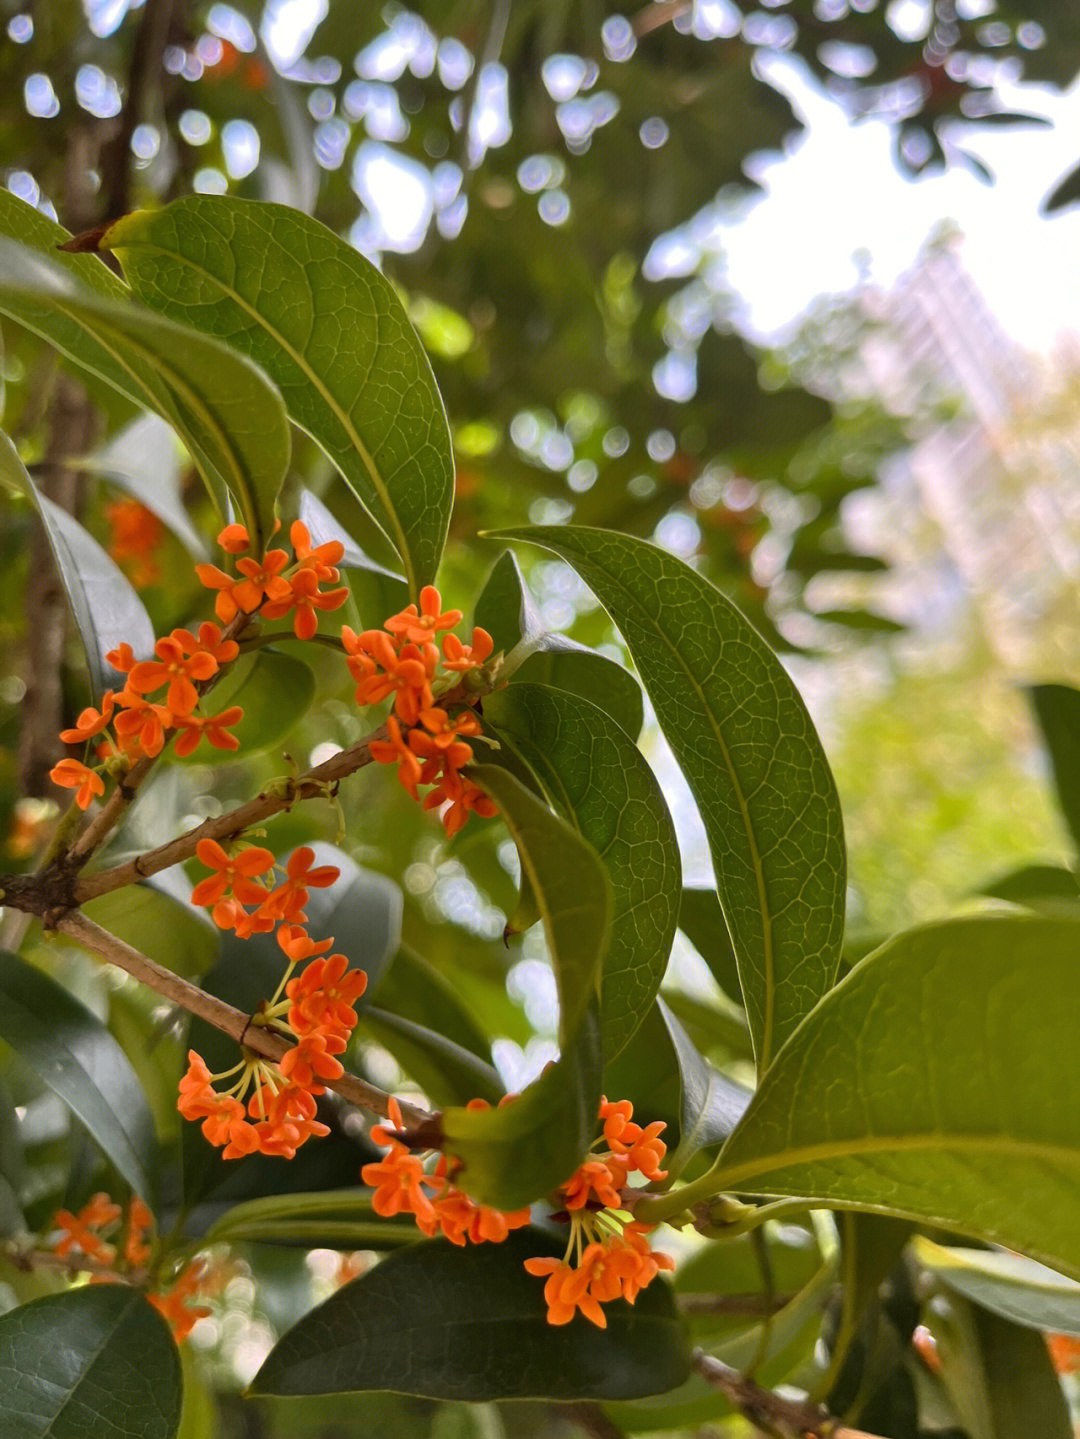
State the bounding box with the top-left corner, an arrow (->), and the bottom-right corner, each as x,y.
45,1193 -> 215,1340
179,844 -> 369,1159
49,520 -> 349,809
344,586 -> 499,836
105,497 -> 164,589
196,520 -> 349,640
362,1095 -> 675,1327
49,620 -> 243,808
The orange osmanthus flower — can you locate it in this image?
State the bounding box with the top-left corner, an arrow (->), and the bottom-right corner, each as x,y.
190,838 -> 276,907
384,585 -> 463,645
50,757 -> 106,809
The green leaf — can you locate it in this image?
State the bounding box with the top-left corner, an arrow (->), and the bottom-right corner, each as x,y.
492,526 -> 845,1073
83,875 -> 218,979
933,1298 -> 1072,1439
1029,684 -> 1080,855
475,552 -> 644,739
251,1231 -> 689,1401
979,862 -> 1080,908
437,766 -> 610,1209
102,196 -> 454,593
0,429 -> 154,699
0,951 -> 155,1202
0,1284 -> 181,1439
678,886 -> 742,1004
0,234 -> 289,549
361,1006 -> 502,1108
912,1236 -> 1080,1337
484,683 -> 679,1057
206,1190 -> 417,1249
657,999 -> 750,1177
175,648 -> 315,760
712,915 -> 1080,1278
372,945 -> 493,1062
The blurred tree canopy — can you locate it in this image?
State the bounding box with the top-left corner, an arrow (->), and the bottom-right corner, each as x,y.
4,0 -> 1077,650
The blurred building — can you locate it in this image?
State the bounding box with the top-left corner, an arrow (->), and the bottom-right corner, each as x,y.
858,235 -> 1080,678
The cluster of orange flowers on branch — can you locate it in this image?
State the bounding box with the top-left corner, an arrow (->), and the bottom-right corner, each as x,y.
49,620 -> 243,808
345,586 -> 498,836
363,1095 -> 674,1328
196,520 -> 349,639
179,843 -> 369,1159
45,1193 -> 214,1340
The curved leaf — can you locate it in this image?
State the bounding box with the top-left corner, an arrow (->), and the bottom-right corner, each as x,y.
484,682 -> 679,1057
0,1286 -> 181,1439
0,429 -> 154,698
207,1190 -> 416,1249
657,999 -> 751,1177
491,526 -> 845,1074
0,235 -> 289,549
437,766 -> 610,1209
251,1231 -> 689,1401
475,551 -> 644,738
0,951 -> 156,1203
360,1006 -> 502,1108
102,196 -> 454,593
713,915 -> 1080,1279
913,1236 -> 1080,1337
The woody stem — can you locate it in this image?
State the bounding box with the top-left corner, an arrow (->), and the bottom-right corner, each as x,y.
57,910 -> 430,1126
691,1351 -> 885,1439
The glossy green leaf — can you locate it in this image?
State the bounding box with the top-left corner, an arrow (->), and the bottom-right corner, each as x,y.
81,412 -> 209,559
83,875 -> 218,979
657,999 -> 750,1177
0,1284 -> 181,1439
475,551 -> 644,738
103,196 -> 453,593
933,1297 -> 1072,1439
712,916 -> 1080,1278
493,526 -> 845,1073
0,951 -> 155,1202
178,649 -> 315,760
0,234 -> 289,549
1029,684 -> 1080,855
437,766 -> 609,1209
913,1236 -> 1080,1337
252,1231 -> 689,1401
0,429 -> 154,699
361,1006 -> 502,1108
484,682 -> 679,1056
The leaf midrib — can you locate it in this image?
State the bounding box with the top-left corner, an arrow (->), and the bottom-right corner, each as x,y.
118,240 -> 417,593
41,1291 -> 140,1438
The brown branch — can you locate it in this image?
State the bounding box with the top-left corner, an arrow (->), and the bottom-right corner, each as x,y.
678,1291 -> 795,1317
100,0 -> 181,220
691,1351 -> 884,1439
57,910 -> 429,1127
1,1240 -> 140,1283
71,720 -> 385,902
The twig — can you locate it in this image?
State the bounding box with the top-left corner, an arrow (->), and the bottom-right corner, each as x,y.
57,910 -> 429,1126
691,1351 -> 884,1439
71,719 -> 385,901
100,0 -> 181,219
1,1239 -> 140,1283
677,1291 -> 794,1317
